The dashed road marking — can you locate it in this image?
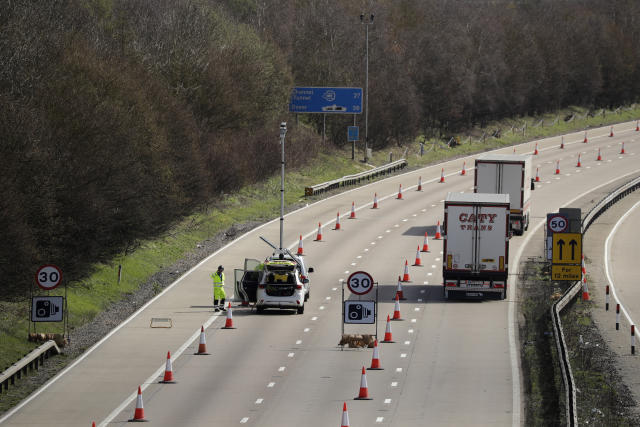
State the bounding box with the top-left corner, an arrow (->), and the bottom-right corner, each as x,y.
288,353 -> 295,358
267,382 -> 275,388
278,366 -> 286,372
304,328 -> 310,332
408,329 -> 414,334
384,398 -> 392,404
296,340 -> 302,345
312,316 -> 318,320
326,296 -> 331,300
396,368 -> 403,373
357,255 -> 362,259
351,262 -> 356,266
376,417 -> 384,423
319,306 -> 325,310
391,382 -> 398,387
255,398 -> 263,404
401,353 -> 407,358
404,341 -> 411,345
332,287 -> 337,291
414,308 -> 420,311
411,319 -> 416,323
240,417 -> 249,423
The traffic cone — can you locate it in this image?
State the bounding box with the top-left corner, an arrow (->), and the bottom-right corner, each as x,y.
129,386 -> 147,422
397,184 -> 403,199
402,260 -> 410,282
413,246 -> 422,266
461,161 -> 466,175
583,131 -> 588,143
435,221 -> 442,239
392,294 -> 403,320
395,276 -> 406,300
581,254 -> 586,275
381,315 -> 394,343
354,366 -> 372,400
315,222 -> 323,241
534,143 -> 539,155
560,136 -> 565,149
417,176 -> 422,191
513,147 -> 516,153
368,340 -> 383,370
421,232 -> 430,252
582,276 -> 590,301
610,126 -> 614,137
195,326 -> 209,355
576,153 -> 581,167
341,402 -> 350,427
222,303 -> 235,329
93,422 -> 96,427
372,193 -> 378,209
297,235 -> 304,255
334,212 -> 341,230
349,202 -> 356,219
160,351 -> 175,383
636,121 -> 639,131
535,167 -> 540,182
439,168 -> 445,183
597,148 -> 602,161
621,142 -> 626,154
555,160 -> 560,175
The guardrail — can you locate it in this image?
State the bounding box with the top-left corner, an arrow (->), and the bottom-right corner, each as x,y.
551,173 -> 640,426
0,340 -> 61,394
304,159 -> 408,196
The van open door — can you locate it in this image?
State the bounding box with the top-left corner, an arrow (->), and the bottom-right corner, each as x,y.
234,258 -> 262,303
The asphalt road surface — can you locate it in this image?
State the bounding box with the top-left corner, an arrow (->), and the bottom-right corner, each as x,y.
2,121 -> 639,427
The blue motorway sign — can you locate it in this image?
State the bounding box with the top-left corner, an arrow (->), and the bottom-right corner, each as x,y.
289,87 -> 363,114
348,126 -> 359,141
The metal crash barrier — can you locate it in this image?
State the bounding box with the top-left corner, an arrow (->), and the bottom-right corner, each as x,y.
0,340 -> 61,394
305,159 -> 408,196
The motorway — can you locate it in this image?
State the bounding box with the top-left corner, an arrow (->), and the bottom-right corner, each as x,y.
1,121 -> 639,426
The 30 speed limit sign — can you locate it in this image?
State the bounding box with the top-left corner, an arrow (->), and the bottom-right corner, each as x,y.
35,265 -> 62,290
346,271 -> 374,295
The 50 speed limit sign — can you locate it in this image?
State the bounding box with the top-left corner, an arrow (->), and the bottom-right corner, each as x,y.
35,265 -> 62,290
548,214 -> 568,233
346,271 -> 374,295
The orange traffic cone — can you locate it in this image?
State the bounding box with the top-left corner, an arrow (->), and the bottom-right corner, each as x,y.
395,276 -> 406,300
583,131 -> 588,143
372,193 -> 378,209
222,303 -> 235,329
349,202 -> 356,219
315,222 -> 323,241
461,161 -> 466,175
435,221 -> 442,239
195,326 -> 209,355
355,366 -> 372,400
421,232 -> 430,252
381,315 -> 394,343
129,386 -> 147,422
160,351 -> 175,383
392,294 -> 403,320
560,136 -> 565,149
93,422 -> 96,427
341,402 -> 350,427
555,160 -> 560,175
581,255 -> 586,275
597,148 -> 602,161
534,143 -> 539,155
413,246 -> 422,266
368,340 -> 383,370
397,184 -> 403,199
402,260 -> 410,282
582,276 -> 590,301
297,235 -> 304,255
610,126 -> 614,137
417,176 -> 422,191
439,168 -> 445,183
636,121 -> 639,131
535,168 -> 540,182
334,212 -> 341,230
513,147 -> 516,153
621,142 -> 626,154
576,153 -> 581,167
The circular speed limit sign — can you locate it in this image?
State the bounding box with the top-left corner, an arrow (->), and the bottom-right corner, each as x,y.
346,271 -> 374,295
35,265 -> 62,290
548,214 -> 568,233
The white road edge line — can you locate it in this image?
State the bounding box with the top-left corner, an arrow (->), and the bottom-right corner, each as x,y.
604,200 -> 640,326
509,167 -> 640,427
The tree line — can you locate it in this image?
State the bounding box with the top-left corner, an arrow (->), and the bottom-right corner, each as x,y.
1,0 -> 639,297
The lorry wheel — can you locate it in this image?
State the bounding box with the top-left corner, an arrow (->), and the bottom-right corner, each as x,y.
502,285 -> 508,300
297,304 -> 305,314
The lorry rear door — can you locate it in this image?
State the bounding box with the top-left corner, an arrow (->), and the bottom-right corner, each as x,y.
475,205 -> 508,272
501,163 -> 523,211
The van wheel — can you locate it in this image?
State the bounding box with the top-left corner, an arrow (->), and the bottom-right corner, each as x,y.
297,304 -> 304,314
257,306 -> 265,314
304,290 -> 310,302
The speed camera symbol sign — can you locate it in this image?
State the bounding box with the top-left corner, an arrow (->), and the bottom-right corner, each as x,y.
346,271 -> 374,295
35,265 -> 62,290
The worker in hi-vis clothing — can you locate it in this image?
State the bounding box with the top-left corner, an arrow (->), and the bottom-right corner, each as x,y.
211,265 -> 227,312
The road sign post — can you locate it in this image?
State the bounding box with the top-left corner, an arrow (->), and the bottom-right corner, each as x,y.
342,271 -> 378,343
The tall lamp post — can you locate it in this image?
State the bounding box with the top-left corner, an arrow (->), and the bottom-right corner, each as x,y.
360,12 -> 374,163
279,122 -> 287,251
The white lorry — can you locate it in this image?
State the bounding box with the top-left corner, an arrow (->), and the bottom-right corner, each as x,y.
443,193 -> 510,299
474,153 -> 534,235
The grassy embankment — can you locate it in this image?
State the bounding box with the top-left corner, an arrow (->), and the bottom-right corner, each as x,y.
2,104 -> 639,378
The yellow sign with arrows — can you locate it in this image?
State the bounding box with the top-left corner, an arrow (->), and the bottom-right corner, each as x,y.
552,233 -> 582,264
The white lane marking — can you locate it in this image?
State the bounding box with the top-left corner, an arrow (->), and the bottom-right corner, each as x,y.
268,382 -> 275,388
351,262 -> 356,266
408,329 -> 414,334
344,270 -> 350,274
288,353 -> 295,358
396,368 -> 403,373
339,278 -> 344,282
422,282 -> 428,285
605,200 -> 640,327
431,204 -> 436,207
312,316 -> 318,320
394,224 -> 399,228
376,417 -> 385,423
384,398 -> 392,404
364,248 -> 369,252
427,272 -> 433,276
402,218 -> 408,222
404,341 -> 411,345
357,255 -> 362,259
332,287 -> 337,291
391,382 -> 398,387
421,209 -> 426,212
417,299 -> 423,302
371,242 -> 376,245
414,308 -> 420,311
378,235 -> 383,239
401,353 -> 407,358
296,340 -> 302,345
319,306 -> 325,310
440,251 -> 443,254
241,417 -> 249,423
326,296 -> 331,300
255,398 -> 264,404
412,214 -> 417,217
431,264 -> 437,268
435,257 -> 441,261
278,366 -> 286,372
411,319 -> 416,323
304,328 -> 310,332
386,229 -> 391,233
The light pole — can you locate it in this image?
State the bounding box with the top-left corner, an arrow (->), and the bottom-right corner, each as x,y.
279,122 -> 287,251
360,12 -> 374,163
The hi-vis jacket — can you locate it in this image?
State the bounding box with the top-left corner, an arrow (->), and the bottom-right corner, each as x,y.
212,272 -> 226,299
